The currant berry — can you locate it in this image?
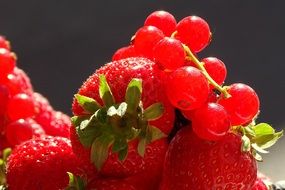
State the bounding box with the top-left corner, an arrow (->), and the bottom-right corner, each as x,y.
176,16 -> 211,52
5,118 -> 45,146
191,102 -> 231,141
218,83 -> 260,126
0,36 -> 10,50
7,93 -> 36,121
0,48 -> 16,78
202,57 -> 227,88
112,45 -> 137,61
134,26 -> 164,59
0,85 -> 9,115
144,10 -> 177,36
153,37 -> 185,71
166,66 -> 209,110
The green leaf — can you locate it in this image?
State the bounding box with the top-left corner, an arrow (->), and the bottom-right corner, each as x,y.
2,148 -> 11,162
99,75 -> 115,107
125,79 -> 142,113
258,131 -> 283,149
90,134 -> 114,170
252,150 -> 263,162
75,94 -> 101,113
241,135 -> 251,152
251,143 -> 269,154
112,138 -> 128,153
137,138 -> 147,157
253,123 -> 275,136
148,125 -> 167,142
144,103 -> 164,121
66,172 -> 86,190
118,147 -> 128,161
76,123 -> 101,147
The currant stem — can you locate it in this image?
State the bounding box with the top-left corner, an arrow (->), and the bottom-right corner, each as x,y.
182,44 -> 231,98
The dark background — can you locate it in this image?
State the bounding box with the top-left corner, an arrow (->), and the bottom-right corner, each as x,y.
0,1 -> 284,129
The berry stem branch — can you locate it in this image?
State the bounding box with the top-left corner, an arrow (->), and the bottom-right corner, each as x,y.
183,44 -> 231,98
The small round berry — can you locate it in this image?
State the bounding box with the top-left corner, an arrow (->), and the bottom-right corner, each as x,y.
202,57 -> 227,88
7,93 -> 36,121
5,118 -> 45,146
166,66 -> 209,110
0,48 -> 16,78
0,85 -> 9,115
176,16 -> 211,52
153,37 -> 185,71
218,83 -> 260,126
134,26 -> 164,59
112,45 -> 137,61
0,36 -> 10,50
144,10 -> 177,36
191,102 -> 231,141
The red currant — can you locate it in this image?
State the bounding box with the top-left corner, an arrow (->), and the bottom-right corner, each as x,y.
176,16 -> 211,52
134,26 -> 164,59
166,66 -> 209,110
191,102 -> 231,141
5,118 -> 45,146
0,36 -> 10,50
153,37 -> 185,71
202,57 -> 227,88
218,83 -> 260,126
144,10 -> 177,36
112,45 -> 137,61
0,85 -> 9,115
0,48 -> 16,78
7,93 -> 36,121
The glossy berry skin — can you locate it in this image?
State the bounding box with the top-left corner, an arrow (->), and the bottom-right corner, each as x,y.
88,178 -> 136,190
190,102 -> 231,141
6,136 -> 82,190
0,36 -> 10,50
202,57 -> 227,88
251,178 -> 268,190
218,83 -> 260,126
112,45 -> 137,61
5,118 -> 45,146
176,16 -> 211,52
160,127 -> 257,190
0,48 -> 16,79
144,10 -> 177,36
153,37 -> 185,71
166,66 -> 209,110
134,26 -> 165,59
7,93 -> 36,121
0,85 -> 9,115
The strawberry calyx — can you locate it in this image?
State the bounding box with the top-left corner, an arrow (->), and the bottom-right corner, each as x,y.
65,172 -> 86,190
71,75 -> 166,170
0,148 -> 11,189
231,122 -> 283,161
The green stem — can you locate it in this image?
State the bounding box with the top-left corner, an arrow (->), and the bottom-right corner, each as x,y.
183,44 -> 231,98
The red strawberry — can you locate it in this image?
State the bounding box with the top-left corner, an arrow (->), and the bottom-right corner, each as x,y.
251,178 -> 268,190
0,35 -> 10,50
160,126 -> 257,190
71,57 -> 174,178
88,178 -> 136,190
33,93 -> 70,137
6,136 -> 82,190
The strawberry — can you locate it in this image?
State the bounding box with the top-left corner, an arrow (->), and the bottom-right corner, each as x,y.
0,35 -> 10,50
251,178 -> 268,190
160,126 -> 257,190
87,178 -> 136,190
71,57 -> 174,178
6,136 -> 82,190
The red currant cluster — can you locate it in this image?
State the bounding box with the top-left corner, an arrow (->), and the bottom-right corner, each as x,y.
0,36 -> 70,150
112,11 -> 260,141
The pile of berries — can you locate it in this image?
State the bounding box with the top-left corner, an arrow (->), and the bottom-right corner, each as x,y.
0,10 -> 284,190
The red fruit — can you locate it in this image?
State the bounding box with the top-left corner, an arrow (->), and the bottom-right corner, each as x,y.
153,37 -> 185,71
72,57 -> 174,177
0,36 -> 10,50
0,135 -> 10,153
6,136 -> 82,190
160,127 -> 257,190
0,48 -> 16,79
134,26 -> 165,59
190,102 -> 231,141
112,45 -> 137,61
88,178 -> 136,190
144,10 -> 177,36
5,118 -> 45,146
7,93 -> 36,121
176,16 -> 211,52
251,178 -> 268,190
218,83 -> 260,126
2,67 -> 33,96
0,85 -> 9,115
166,66 -> 209,110
202,57 -> 227,88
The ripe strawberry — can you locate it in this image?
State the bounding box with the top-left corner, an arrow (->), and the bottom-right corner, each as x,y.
88,178 -> 136,190
6,136 -> 82,190
160,127 -> 257,190
251,178 -> 268,190
71,57 -> 174,178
